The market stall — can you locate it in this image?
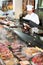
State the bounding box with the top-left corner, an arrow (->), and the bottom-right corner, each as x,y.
0,19 -> 43,65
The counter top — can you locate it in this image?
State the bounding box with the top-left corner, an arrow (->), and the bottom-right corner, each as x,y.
0,19 -> 43,48
10,27 -> 43,48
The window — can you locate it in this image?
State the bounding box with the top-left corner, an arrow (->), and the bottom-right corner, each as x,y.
38,0 -> 43,9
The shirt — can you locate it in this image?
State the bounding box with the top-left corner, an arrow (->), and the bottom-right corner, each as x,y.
23,13 -> 39,25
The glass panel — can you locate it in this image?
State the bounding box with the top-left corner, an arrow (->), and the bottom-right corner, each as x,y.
38,0 -> 43,8
0,0 -> 14,17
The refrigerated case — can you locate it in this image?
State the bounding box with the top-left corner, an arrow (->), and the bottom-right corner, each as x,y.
2,0 -> 13,11
0,21 -> 43,65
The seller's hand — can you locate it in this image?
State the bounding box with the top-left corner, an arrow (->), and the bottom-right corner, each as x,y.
23,23 -> 31,29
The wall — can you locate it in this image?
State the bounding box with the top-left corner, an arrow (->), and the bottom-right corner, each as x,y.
35,0 -> 38,9
14,0 -> 22,19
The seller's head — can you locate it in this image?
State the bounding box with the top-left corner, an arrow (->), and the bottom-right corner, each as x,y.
27,5 -> 34,14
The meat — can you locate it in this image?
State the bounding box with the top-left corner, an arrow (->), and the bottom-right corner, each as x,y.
11,40 -> 25,52
4,58 -> 18,65
0,39 -> 26,61
32,52 -> 43,65
0,43 -> 13,60
22,47 -> 40,57
4,41 -> 11,47
11,42 -> 21,49
19,61 -> 30,65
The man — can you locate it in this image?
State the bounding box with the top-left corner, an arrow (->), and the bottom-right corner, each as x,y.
23,5 -> 40,27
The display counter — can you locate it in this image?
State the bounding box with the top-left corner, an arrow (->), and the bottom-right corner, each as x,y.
0,16 -> 6,20
9,26 -> 43,49
0,19 -> 43,65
